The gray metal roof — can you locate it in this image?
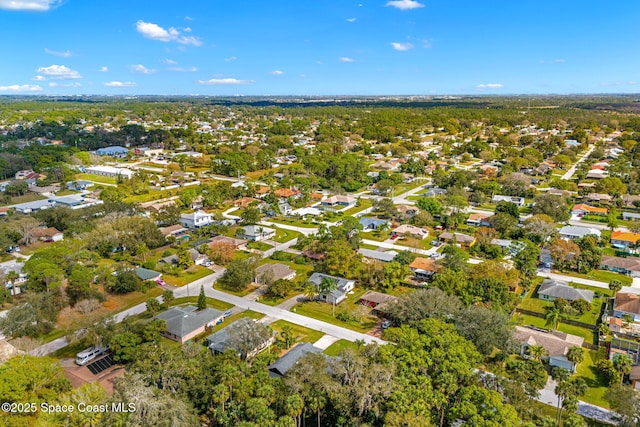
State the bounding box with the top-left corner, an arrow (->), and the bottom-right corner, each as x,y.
268,342 -> 322,377
538,279 -> 594,302
357,248 -> 397,262
155,305 -> 224,339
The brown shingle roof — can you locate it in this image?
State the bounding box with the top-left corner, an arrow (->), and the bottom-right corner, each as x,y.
614,292 -> 640,316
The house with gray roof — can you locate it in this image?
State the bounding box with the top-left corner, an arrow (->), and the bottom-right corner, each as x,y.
268,342 -> 323,377
134,267 -> 162,282
558,225 -> 601,240
159,248 -> 208,266
206,318 -> 276,359
537,279 -> 594,303
255,263 -> 296,284
359,217 -> 389,231
155,305 -> 224,344
237,225 -> 276,242
308,272 -> 355,305
357,248 -> 398,263
513,326 -> 584,372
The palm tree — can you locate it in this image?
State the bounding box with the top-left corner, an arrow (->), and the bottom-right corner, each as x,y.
545,306 -> 562,331
318,277 -> 339,317
613,354 -> 633,384
527,344 -> 547,362
598,323 -> 610,337
566,346 -> 584,369
303,282 -> 318,301
609,279 -> 623,294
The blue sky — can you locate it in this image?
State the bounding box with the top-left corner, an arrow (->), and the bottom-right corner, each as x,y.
0,0 -> 638,95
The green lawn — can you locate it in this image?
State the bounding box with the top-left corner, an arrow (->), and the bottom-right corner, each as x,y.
273,227 -> 303,243
360,243 -> 381,250
575,348 -> 610,408
324,339 -> 360,356
267,217 -> 319,228
207,310 -> 264,334
291,288 -> 379,333
342,198 -> 372,216
514,313 -> 597,345
75,173 -> 117,185
213,281 -> 259,297
554,269 -> 632,286
124,189 -> 179,204
0,193 -> 47,207
517,285 -> 606,326
365,230 -> 391,242
247,241 -> 273,251
162,266 -> 213,287
168,296 -> 233,311
269,320 -> 325,344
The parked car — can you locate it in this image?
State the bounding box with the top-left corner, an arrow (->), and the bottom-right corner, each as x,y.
381,320 -> 392,329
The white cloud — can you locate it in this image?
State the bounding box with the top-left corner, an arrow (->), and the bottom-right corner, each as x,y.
0,84 -> 42,92
99,66 -> 109,72
169,66 -> 198,72
48,82 -> 81,87
539,59 -> 566,64
339,57 -> 355,63
183,27 -> 192,33
36,64 -> 81,79
385,0 -> 424,10
130,64 -> 156,74
197,77 -> 253,85
475,83 -> 504,89
44,48 -> 71,58
163,59 -> 177,65
135,20 -> 202,46
0,0 -> 60,11
104,81 -> 137,87
346,18 -> 356,22
224,56 -> 237,62
270,70 -> 284,75
31,75 -> 46,81
184,16 -> 193,21
391,42 -> 414,51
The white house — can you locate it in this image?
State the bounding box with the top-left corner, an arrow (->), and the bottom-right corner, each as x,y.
308,272 -> 355,305
238,225 -> 276,242
491,195 -> 525,207
85,165 -> 134,179
180,211 -> 214,229
558,225 -> 601,240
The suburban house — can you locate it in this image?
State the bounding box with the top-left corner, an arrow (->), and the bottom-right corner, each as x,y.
537,279 -> 594,303
308,272 -> 355,305
610,231 -> 640,250
391,224 -> 429,240
95,146 -> 129,157
159,224 -> 188,239
206,318 -> 276,358
491,195 -> 525,207
237,225 -> 276,242
85,165 -> 134,179
291,207 -> 323,217
466,212 -> 492,227
571,204 -> 608,216
155,306 -> 224,344
622,212 -> 640,221
359,217 -> 389,231
600,256 -> 640,278
179,211 -> 214,229
613,292 -> 640,323
274,188 -> 301,199
29,227 -> 64,242
558,225 -> 601,240
134,267 -> 162,282
408,257 -> 440,281
359,290 -> 398,313
357,248 -> 398,263
513,326 -> 584,372
321,195 -> 357,208
255,263 -> 296,284
608,337 -> 640,390
234,197 -> 265,209
208,235 -> 248,251
159,248 -> 208,266
396,205 -> 420,217
439,232 -> 475,247
268,342 -> 323,378
585,193 -> 613,203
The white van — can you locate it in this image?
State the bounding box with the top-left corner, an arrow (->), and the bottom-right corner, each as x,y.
75,346 -> 108,366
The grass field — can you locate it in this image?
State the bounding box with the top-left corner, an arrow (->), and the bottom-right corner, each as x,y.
324,339 -> 360,356
273,227 -> 303,243
267,217 -> 319,228
0,193 -> 47,207
342,198 -> 373,216
575,348 -> 610,408
169,296 -> 233,311
75,173 -> 117,185
162,266 -> 213,287
554,269 -> 632,286
247,241 -> 273,251
291,288 -> 378,333
269,320 -> 325,344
